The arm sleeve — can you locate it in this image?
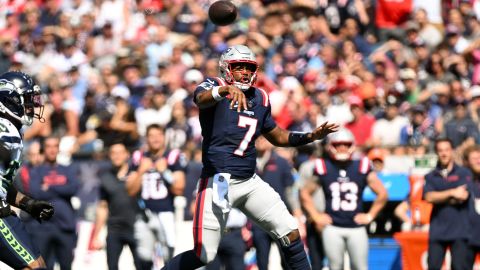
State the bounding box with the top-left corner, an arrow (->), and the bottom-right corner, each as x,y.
99,183 -> 108,201
422,173 -> 436,198
0,134 -> 22,199
193,78 -> 220,106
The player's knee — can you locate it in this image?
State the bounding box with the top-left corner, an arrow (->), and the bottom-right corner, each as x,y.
279,229 -> 300,247
197,245 -> 217,264
199,249 -> 218,264
287,229 -> 300,242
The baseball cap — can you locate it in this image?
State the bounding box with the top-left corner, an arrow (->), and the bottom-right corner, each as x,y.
446,24 -> 460,36
470,85 -> 480,99
399,68 -> 417,80
410,104 -> 426,114
453,98 -> 468,107
145,76 -> 160,88
386,94 -> 401,107
348,95 -> 364,108
405,21 -> 420,32
184,69 -> 203,84
111,85 -> 130,100
358,82 -> 377,100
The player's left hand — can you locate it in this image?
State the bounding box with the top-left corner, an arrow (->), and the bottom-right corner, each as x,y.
310,121 -> 340,141
354,213 -> 373,225
26,200 -> 55,223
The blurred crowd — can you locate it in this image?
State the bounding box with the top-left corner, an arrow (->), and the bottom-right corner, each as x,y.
0,0 -> 479,164
4,0 -> 480,269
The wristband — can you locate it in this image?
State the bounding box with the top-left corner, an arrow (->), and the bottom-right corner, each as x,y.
162,169 -> 174,184
366,213 -> 373,223
18,196 -> 33,213
288,132 -> 313,146
212,86 -> 224,101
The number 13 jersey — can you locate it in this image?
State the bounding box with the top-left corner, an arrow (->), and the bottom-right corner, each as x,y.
194,77 -> 276,179
313,157 -> 372,228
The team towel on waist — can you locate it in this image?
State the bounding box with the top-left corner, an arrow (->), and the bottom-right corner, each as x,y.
212,173 -> 232,213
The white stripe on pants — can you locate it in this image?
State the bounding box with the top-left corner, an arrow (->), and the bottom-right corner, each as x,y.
322,225 -> 368,270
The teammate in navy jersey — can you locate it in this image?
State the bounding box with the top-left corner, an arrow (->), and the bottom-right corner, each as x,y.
300,129 -> 387,270
127,124 -> 186,268
0,71 -> 54,269
423,138 -> 472,270
463,145 -> 480,268
161,45 -> 339,270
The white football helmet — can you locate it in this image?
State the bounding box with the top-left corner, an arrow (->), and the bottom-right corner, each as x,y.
219,45 -> 258,91
326,128 -> 356,161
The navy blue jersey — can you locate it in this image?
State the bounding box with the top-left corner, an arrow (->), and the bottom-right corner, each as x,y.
313,157 -> 372,228
423,164 -> 472,241
130,149 -> 187,212
194,77 -> 276,179
256,152 -> 294,210
468,177 -> 480,247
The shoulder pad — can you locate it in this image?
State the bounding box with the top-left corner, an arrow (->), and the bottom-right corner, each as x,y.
314,158 -> 327,175
132,150 -> 143,165
198,77 -> 227,90
358,157 -> 371,174
256,87 -> 269,107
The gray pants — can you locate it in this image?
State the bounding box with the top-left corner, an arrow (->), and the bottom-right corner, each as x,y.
134,211 -> 175,263
322,225 -> 368,270
193,174 -> 298,264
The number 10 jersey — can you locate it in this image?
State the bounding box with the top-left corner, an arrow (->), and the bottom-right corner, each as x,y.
194,77 -> 276,179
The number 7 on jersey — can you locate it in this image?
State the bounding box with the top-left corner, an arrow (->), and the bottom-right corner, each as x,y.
234,115 -> 258,156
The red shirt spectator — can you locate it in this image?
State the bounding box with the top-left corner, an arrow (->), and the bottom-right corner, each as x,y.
376,0 -> 413,29
345,95 -> 375,147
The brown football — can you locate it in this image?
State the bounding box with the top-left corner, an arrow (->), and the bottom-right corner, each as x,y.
208,1 -> 237,26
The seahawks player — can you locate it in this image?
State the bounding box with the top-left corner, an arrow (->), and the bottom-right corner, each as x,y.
161,45 -> 339,270
0,71 -> 54,270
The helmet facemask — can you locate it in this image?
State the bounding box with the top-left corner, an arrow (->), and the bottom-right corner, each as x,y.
326,129 -> 356,161
219,45 -> 259,91
22,85 -> 45,125
327,142 -> 355,161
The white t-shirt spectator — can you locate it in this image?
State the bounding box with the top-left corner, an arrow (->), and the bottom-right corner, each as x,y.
372,116 -> 409,147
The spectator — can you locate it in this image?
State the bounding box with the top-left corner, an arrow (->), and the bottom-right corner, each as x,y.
443,99 -> 479,148
165,101 -> 192,150
400,104 -> 436,153
135,80 -> 172,137
423,138 -> 472,270
25,136 -> 80,270
15,141 -> 44,194
371,94 -> 409,147
345,95 -> 376,149
464,145 -> 480,268
91,143 -> 142,270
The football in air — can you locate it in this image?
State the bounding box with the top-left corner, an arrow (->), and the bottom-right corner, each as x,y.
208,0 -> 237,26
